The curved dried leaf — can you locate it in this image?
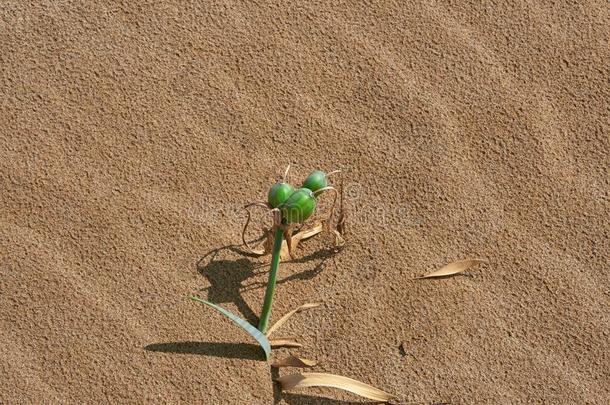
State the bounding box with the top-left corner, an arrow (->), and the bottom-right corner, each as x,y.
298,222 -> 324,240
189,296 -> 271,360
272,356 -> 318,368
241,203 -> 274,256
280,222 -> 323,260
266,302 -> 322,337
269,339 -> 302,348
249,245 -> 267,256
277,372 -> 395,402
417,259 -> 487,279
331,229 -> 345,248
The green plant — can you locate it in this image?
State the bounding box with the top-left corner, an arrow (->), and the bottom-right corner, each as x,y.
257,168 -> 338,332
191,165 -> 339,355
185,167 -> 426,402
189,296 -> 271,360
257,226 -> 284,333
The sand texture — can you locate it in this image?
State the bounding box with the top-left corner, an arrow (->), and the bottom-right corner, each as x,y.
1,1 -> 609,404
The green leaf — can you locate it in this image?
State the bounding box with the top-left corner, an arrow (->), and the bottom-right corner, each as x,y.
189,296 -> 271,360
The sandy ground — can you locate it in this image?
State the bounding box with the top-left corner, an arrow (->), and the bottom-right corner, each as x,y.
1,1 -> 609,404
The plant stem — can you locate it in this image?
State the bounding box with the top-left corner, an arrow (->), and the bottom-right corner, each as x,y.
258,227 -> 284,333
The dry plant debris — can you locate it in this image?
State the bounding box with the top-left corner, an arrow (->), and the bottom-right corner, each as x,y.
417,259 -> 487,279
269,339 -> 303,349
266,302 -> 321,337
271,356 -> 318,368
277,372 -> 396,403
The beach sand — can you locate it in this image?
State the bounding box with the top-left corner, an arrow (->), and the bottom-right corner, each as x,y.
1,1 -> 609,403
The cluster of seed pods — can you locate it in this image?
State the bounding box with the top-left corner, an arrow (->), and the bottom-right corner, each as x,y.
241,166 -> 340,259
268,169 -> 333,224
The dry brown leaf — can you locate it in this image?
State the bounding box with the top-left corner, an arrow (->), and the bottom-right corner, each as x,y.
280,222 -> 323,260
332,229 -> 345,248
417,259 -> 487,279
277,372 -> 395,403
248,221 -> 323,258
297,222 -> 324,240
248,244 -> 267,256
336,177 -> 346,237
266,302 -> 322,337
269,339 -> 303,348
271,355 -> 318,368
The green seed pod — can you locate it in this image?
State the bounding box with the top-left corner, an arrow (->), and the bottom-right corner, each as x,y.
281,188 -> 316,224
267,182 -> 295,208
302,170 -> 328,192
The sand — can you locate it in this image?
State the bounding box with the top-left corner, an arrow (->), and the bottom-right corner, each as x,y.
1,1 -> 609,404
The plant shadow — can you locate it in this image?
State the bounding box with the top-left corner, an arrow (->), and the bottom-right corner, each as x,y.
144,341 -> 262,360
241,246 -> 340,293
279,393 -> 380,405
196,245 -> 262,326
198,242 -> 339,298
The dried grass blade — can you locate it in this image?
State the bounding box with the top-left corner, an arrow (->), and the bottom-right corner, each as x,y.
269,339 -> 302,348
277,372 -> 395,402
298,222 -> 324,240
417,259 -> 487,279
272,355 -> 318,368
249,243 -> 267,256
280,222 -> 323,259
241,202 -> 272,256
266,302 -> 322,337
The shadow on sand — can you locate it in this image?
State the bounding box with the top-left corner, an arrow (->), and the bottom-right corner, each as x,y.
196,245 -> 262,326
278,393 -> 379,405
145,242 -> 339,362
241,246 -> 339,293
144,341 -> 263,360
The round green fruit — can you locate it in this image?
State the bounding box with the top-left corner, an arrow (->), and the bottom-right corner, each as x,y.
281,188 -> 316,224
302,170 -> 328,192
267,182 -> 295,208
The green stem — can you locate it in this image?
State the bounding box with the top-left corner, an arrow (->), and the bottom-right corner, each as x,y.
258,227 -> 284,333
